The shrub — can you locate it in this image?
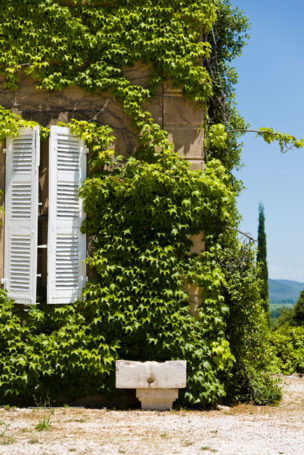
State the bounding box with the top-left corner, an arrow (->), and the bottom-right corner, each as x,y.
221,242 -> 280,404
270,325 -> 304,375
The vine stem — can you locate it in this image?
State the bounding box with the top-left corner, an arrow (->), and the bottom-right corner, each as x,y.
226,226 -> 257,243
227,128 -> 296,139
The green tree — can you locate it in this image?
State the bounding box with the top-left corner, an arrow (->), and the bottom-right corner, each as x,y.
274,290 -> 304,328
275,306 -> 294,328
257,203 -> 269,319
293,290 -> 304,326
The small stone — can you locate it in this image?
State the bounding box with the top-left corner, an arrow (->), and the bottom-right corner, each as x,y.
217,405 -> 231,412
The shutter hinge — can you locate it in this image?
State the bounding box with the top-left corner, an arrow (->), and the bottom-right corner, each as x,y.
37,274 -> 42,278
38,244 -> 47,249
2,148 -> 6,154
1,278 -> 7,285
85,147 -> 89,154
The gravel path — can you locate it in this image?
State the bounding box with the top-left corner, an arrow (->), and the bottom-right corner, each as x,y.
0,376 -> 303,455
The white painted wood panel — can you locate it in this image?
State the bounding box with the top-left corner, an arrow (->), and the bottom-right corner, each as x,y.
4,127 -> 40,304
47,126 -> 86,304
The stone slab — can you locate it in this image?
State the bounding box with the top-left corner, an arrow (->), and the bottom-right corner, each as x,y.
164,94 -> 204,127
116,360 -> 186,389
187,159 -> 204,171
167,127 -> 204,159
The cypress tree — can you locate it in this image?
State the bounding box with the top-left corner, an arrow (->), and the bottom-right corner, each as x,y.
292,290 -> 304,326
257,203 -> 269,321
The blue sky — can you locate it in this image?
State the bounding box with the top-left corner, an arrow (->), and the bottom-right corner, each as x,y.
231,0 -> 304,281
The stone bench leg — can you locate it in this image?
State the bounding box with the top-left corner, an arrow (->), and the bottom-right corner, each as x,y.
136,388 -> 178,411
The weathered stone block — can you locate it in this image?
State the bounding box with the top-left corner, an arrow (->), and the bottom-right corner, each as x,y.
164,95 -> 204,127
116,360 -> 186,410
187,159 -> 204,171
123,62 -> 153,88
167,127 -> 204,159
189,233 -> 205,256
116,360 -> 186,389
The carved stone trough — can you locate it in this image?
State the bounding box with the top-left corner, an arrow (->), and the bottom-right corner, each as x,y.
115,360 -> 187,410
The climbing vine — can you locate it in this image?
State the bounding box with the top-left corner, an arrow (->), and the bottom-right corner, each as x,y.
0,0 -> 285,406
0,105 -> 49,141
0,0 -> 217,159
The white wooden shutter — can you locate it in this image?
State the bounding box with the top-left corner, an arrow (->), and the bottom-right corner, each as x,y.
47,126 -> 86,304
4,127 -> 40,304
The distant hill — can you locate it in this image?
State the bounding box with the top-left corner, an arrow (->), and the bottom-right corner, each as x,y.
269,279 -> 304,305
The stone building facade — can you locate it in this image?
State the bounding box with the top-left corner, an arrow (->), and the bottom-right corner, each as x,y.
0,63 -> 204,302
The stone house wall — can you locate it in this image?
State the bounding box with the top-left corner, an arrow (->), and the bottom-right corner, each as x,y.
0,63 -> 204,290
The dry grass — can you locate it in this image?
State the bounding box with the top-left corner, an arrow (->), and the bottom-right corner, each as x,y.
0,376 -> 303,455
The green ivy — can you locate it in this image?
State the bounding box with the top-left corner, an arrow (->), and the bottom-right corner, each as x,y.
0,105 -> 49,141
0,1 -> 282,406
0,0 -> 217,158
0,150 -> 238,406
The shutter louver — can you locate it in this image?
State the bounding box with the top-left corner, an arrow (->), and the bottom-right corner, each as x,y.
47,126 -> 86,304
4,127 -> 40,304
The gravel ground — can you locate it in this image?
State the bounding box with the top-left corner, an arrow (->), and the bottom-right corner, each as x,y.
0,376 -> 303,455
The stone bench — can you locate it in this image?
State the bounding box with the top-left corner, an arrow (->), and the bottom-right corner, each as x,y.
115,360 -> 187,410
